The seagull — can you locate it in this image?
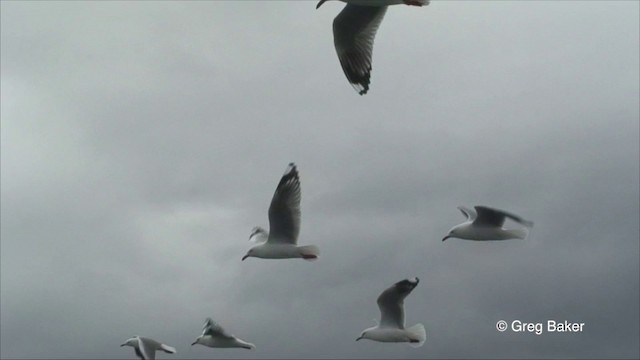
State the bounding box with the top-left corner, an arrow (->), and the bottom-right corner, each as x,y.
442,205 -> 534,241
120,336 -> 176,360
357,277 -> 426,347
242,163 -> 319,261
316,0 -> 429,95
191,318 -> 255,350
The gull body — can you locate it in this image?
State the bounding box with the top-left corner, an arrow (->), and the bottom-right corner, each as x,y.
358,327 -> 424,343
242,163 -> 319,261
316,0 -> 429,95
120,336 -> 176,360
191,318 -> 255,350
443,206 -> 534,241
357,277 -> 426,347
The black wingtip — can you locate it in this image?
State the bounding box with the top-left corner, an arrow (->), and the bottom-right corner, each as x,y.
351,80 -> 370,95
394,277 -> 419,293
276,163 -> 300,190
285,163 -> 298,176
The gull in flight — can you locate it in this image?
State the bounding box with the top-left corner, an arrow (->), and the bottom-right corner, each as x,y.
357,277 -> 426,347
442,205 -> 534,241
191,318 -> 255,350
120,336 -> 176,360
242,163 -> 319,261
316,0 -> 429,95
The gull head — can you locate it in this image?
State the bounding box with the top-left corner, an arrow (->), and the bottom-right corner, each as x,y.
191,335 -> 203,346
242,249 -> 253,261
443,224 -> 465,241
120,337 -> 137,347
242,246 -> 263,261
356,326 -> 376,342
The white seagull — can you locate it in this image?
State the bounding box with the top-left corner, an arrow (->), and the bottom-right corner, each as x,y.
120,336 -> 176,360
442,205 -> 534,241
191,318 -> 255,350
242,163 -> 319,261
357,277 -> 426,347
316,0 -> 429,95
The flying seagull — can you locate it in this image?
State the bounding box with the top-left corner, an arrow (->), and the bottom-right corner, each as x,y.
120,336 -> 176,360
316,0 -> 429,95
442,205 -> 534,241
242,163 -> 319,261
357,277 -> 426,347
191,318 -> 255,350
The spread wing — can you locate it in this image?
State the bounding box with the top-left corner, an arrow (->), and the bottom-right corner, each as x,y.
474,206 -> 533,227
136,337 -> 156,360
332,4 -> 388,95
249,226 -> 269,243
457,206 -> 476,220
267,163 -> 301,244
134,347 -> 145,360
203,318 -> 234,340
376,277 -> 420,329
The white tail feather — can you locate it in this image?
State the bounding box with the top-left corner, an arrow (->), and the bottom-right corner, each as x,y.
407,323 -> 426,348
510,228 -> 529,240
298,245 -> 320,261
160,344 -> 176,354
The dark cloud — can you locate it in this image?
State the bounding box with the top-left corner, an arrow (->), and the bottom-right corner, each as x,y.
1,1 -> 638,359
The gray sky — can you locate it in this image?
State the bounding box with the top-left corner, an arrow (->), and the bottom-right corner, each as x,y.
1,1 -> 638,359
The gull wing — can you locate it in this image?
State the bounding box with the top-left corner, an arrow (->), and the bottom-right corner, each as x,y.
267,163 -> 301,244
203,318 -> 234,340
136,337 -> 156,360
377,277 -> 420,329
474,206 -> 533,227
332,4 -> 388,95
457,206 -> 476,220
249,226 -> 269,243
134,346 -> 145,360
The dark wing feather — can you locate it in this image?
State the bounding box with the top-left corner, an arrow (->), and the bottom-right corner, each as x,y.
473,206 -> 507,227
134,347 -> 145,360
267,163 -> 301,244
203,318 -> 234,339
377,277 -> 419,329
332,4 -> 388,95
474,206 -> 533,227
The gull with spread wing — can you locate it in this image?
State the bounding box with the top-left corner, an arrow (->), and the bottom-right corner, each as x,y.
120,336 -> 176,360
357,277 -> 426,347
191,318 -> 255,350
316,0 -> 429,95
442,205 -> 534,241
242,163 -> 319,261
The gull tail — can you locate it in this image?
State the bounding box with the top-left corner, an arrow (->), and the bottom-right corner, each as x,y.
520,219 -> 534,228
407,323 -> 426,348
298,245 -> 320,261
510,228 -> 530,240
160,344 -> 176,354
241,342 -> 256,350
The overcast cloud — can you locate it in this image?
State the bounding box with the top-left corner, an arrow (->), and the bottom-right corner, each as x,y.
1,1 -> 638,359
